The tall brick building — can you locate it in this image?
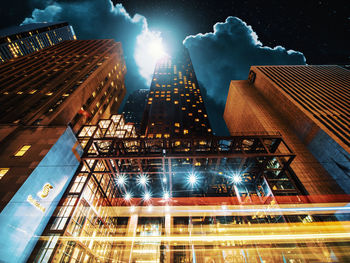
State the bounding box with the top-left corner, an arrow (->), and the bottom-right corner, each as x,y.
0,22 -> 76,63
0,39 -> 127,262
224,65 -> 350,195
142,47 -> 212,137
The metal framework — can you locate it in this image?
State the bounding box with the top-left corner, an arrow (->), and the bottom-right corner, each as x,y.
77,115 -> 298,200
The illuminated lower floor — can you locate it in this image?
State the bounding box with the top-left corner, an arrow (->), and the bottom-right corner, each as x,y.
31,203 -> 350,262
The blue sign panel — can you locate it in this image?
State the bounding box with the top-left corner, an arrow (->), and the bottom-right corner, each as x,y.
0,127 -> 83,263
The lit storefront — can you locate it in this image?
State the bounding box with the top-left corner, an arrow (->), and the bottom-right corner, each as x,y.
29,115 -> 350,262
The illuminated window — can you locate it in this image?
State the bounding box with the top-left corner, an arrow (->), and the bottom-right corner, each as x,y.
204,114 -> 208,117
0,168 -> 9,180
195,118 -> 199,122
46,92 -> 53,96
174,101 -> 179,104
156,134 -> 162,138
164,134 -> 170,138
175,141 -> 181,146
14,145 -> 31,157
166,98 -> 170,101
182,107 -> 186,110
17,91 -> 23,95
174,123 -> 180,127
184,129 -> 189,134
208,129 -> 212,132
198,109 -> 202,113
188,113 -> 193,116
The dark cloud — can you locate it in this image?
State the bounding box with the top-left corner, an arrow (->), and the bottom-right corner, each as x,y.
23,0 -> 149,98
23,5 -> 306,135
199,83 -> 229,136
184,16 -> 306,134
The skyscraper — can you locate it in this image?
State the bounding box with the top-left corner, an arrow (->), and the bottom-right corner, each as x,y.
0,39 -> 127,262
0,39 -> 126,132
0,22 -> 76,63
25,49 -> 350,262
224,65 -> 349,195
142,47 -> 212,137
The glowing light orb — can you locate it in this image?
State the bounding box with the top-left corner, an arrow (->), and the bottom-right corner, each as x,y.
163,192 -> 170,200
232,175 -> 242,184
187,173 -> 198,187
124,192 -> 131,201
149,39 -> 166,60
147,205 -> 153,212
135,30 -> 168,85
138,174 -> 149,186
162,177 -> 167,183
117,175 -> 127,186
130,206 -> 135,212
143,192 -> 151,201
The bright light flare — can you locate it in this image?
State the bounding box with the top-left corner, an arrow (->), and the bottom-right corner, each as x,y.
124,192 -> 131,201
143,192 -> 151,201
163,192 -> 170,200
232,175 -> 242,184
187,173 -> 198,187
138,174 -> 149,186
116,174 -> 127,186
149,39 -> 166,60
135,30 -> 168,85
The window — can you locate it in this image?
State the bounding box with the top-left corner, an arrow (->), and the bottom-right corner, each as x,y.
0,168 -> 9,180
14,145 -> 31,156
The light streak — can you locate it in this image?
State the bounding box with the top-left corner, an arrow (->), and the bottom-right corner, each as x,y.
40,232 -> 350,243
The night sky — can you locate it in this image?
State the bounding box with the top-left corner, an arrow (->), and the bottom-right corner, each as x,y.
1,0 -> 349,135
118,0 -> 349,65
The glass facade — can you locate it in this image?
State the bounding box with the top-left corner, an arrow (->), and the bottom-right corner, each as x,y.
0,127 -> 82,263
29,115 -> 350,262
